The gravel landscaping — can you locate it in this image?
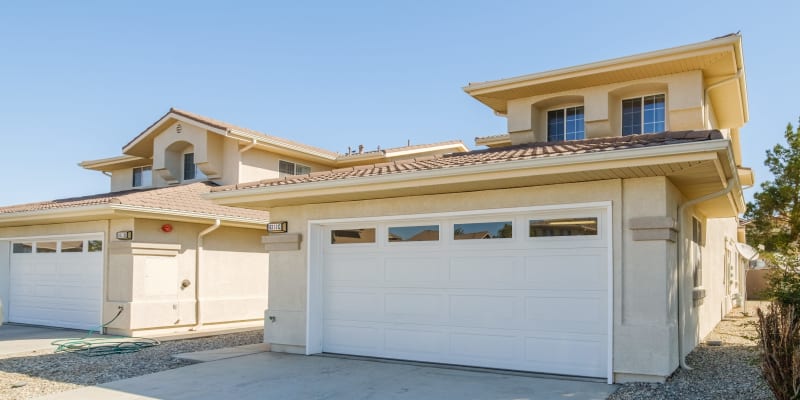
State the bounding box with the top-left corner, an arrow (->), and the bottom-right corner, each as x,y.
610,301 -> 774,400
0,329 -> 263,400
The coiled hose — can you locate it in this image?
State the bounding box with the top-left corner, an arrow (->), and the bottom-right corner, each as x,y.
51,307 -> 160,356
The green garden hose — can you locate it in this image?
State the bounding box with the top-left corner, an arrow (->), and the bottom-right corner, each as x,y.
51,307 -> 160,357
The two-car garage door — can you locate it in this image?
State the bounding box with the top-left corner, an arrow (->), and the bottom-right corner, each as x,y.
8,235 -> 103,330
313,205 -> 611,379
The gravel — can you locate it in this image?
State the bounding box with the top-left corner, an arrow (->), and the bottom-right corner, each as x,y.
609,301 -> 774,400
0,329 -> 263,400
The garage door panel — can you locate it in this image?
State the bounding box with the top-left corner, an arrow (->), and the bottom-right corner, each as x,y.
325,256 -> 383,282
324,291 -> 382,320
524,253 -> 606,290
384,257 -> 445,283
449,256 -> 520,283
385,293 -> 444,321
525,295 -> 606,334
450,332 -> 518,360
524,335 -> 606,376
325,324 -> 382,353
385,328 -> 447,354
449,295 -> 516,324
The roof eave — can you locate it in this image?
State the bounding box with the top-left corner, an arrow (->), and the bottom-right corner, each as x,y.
0,204 -> 268,229
209,140 -> 734,208
463,34 -> 741,95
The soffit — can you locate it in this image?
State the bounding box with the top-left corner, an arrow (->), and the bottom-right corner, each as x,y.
466,35 -> 743,115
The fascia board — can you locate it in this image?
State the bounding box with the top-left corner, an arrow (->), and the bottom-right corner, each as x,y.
0,205 -> 116,226
108,204 -> 269,226
463,36 -> 739,95
226,129 -> 339,161
0,204 -> 268,229
210,140 -> 731,205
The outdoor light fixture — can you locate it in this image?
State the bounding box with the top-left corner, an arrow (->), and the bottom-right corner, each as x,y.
267,221 -> 288,233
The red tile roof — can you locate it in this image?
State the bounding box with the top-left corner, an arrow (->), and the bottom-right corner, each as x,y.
212,130 -> 724,192
0,182 -> 269,222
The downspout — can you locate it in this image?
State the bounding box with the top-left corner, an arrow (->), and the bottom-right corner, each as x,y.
703,70 -> 743,129
191,219 -> 221,331
239,138 -> 257,153
676,178 -> 735,369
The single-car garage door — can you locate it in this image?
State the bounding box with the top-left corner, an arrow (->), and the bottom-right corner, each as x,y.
9,235 -> 104,330
313,205 -> 610,379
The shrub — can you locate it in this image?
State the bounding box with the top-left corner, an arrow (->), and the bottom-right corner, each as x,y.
757,304 -> 800,400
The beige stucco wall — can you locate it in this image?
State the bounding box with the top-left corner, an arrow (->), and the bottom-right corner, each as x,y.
262,176 -> 707,381
0,215 -> 267,336
239,150 -> 330,184
104,219 -> 268,335
505,71 -> 705,142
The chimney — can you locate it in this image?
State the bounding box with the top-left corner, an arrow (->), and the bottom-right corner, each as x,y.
358,144 -> 364,154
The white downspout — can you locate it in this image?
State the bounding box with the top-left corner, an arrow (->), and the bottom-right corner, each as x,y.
191,219 -> 221,331
703,70 -> 743,129
239,138 -> 257,153
676,178 -> 735,370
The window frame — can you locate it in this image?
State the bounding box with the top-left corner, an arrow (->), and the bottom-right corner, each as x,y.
279,160 -> 312,177
546,105 -> 585,142
132,166 -> 152,188
182,152 -> 207,182
621,93 -> 666,136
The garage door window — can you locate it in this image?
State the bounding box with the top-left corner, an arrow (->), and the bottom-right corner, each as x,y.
454,221 -> 512,240
331,228 -> 376,244
61,241 -> 84,253
388,225 -> 439,242
12,242 -> 32,253
529,218 -> 598,237
88,240 -> 103,252
36,242 -> 57,253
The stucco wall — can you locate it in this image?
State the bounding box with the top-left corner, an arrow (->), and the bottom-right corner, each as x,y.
263,176 -> 703,381
505,71 -> 705,141
239,149 -> 330,184
103,219 -> 268,335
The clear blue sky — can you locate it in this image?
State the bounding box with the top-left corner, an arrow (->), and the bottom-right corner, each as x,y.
0,1 -> 797,206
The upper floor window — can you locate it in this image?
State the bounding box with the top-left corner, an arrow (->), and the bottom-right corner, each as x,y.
132,166 -> 152,187
622,94 -> 665,135
279,160 -> 311,177
183,153 -> 207,181
547,106 -> 584,142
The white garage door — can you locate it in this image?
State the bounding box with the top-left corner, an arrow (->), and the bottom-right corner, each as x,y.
9,235 -> 104,330
316,206 -> 610,379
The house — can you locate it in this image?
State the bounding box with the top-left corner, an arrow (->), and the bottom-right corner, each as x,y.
0,108 -> 466,336
208,34 -> 755,383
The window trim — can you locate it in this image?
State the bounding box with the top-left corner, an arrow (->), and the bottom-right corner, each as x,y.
279,160 -> 312,177
621,93 -> 666,136
132,166 -> 152,188
546,105 -> 585,142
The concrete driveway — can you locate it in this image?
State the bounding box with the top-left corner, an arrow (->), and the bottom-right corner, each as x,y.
0,323 -> 109,356
38,351 -> 617,400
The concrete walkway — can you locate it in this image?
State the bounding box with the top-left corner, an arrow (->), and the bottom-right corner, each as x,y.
38,352 -> 617,400
0,324 -> 112,356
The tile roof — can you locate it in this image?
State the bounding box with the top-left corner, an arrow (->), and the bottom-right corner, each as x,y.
0,182 -> 269,222
168,108 -> 340,158
212,130 -> 724,192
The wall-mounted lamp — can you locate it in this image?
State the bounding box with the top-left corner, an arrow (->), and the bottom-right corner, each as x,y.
267,221 -> 288,233
116,231 -> 133,240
